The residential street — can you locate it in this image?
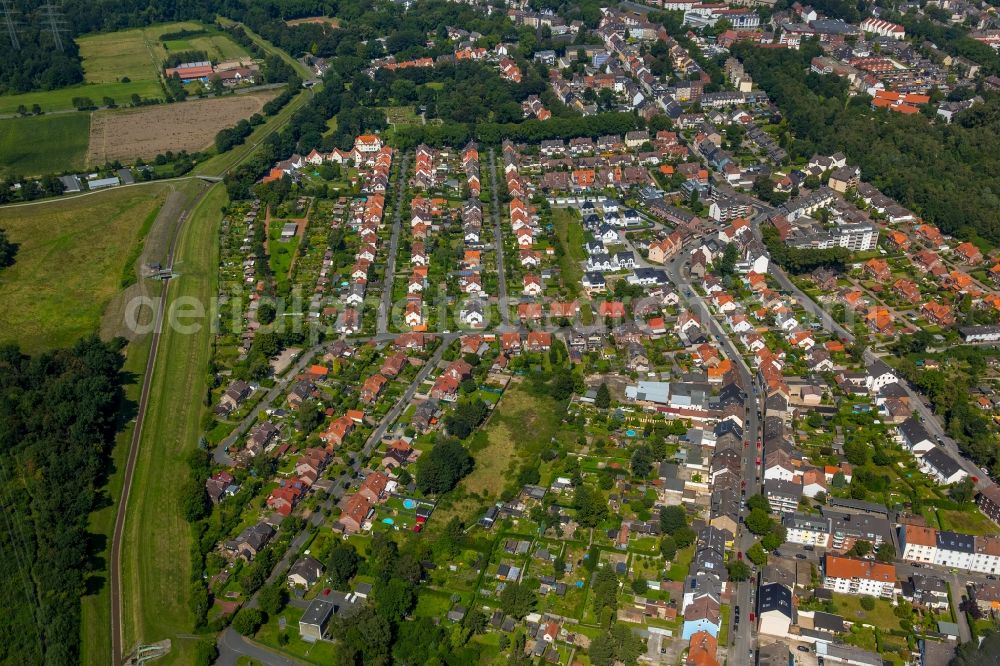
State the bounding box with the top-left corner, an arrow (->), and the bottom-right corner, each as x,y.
378,152 -> 411,336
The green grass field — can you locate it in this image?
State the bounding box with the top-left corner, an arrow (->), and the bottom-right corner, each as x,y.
0,183 -> 171,351
0,113 -> 90,177
553,207 -> 584,295
120,184 -> 224,666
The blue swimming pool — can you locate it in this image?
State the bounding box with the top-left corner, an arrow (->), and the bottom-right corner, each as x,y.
382,518 -> 395,525
626,429 -> 637,437
403,499 -> 416,509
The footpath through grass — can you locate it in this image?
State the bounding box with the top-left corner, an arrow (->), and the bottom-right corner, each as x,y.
0,113 -> 90,177
0,182 -> 170,351
119,184 -> 225,666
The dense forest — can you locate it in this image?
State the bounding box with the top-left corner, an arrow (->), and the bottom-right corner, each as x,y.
732,40 -> 1000,245
0,337 -> 126,665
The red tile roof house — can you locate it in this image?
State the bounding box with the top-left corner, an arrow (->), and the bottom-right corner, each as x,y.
955,241 -> 984,264
501,332 -> 522,353
267,483 -> 304,516
598,301 -> 626,318
361,373 -> 388,404
443,358 -> 473,382
863,258 -> 891,281
921,301 -> 955,326
893,278 -> 922,304
338,494 -> 373,533
381,352 -> 408,378
320,415 -> 355,448
358,471 -> 390,504
430,373 -> 461,401
518,302 -> 543,321
526,331 -> 552,352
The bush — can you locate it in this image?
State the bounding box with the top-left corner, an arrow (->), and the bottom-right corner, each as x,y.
860,596 -> 875,611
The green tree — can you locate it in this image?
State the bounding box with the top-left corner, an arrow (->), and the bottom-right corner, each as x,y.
659,505 -> 687,533
589,623 -> 645,666
631,445 -> 653,478
747,542 -> 768,566
745,508 -> 773,535
417,437 -> 474,494
849,540 -> 872,558
727,560 -> 751,581
592,566 -> 619,617
860,596 -> 875,611
875,543 -> 896,563
499,581 -> 536,620
259,582 -> 287,616
595,382 -> 611,409
258,301 -> 276,324
949,477 -> 975,505
0,228 -> 19,269
232,608 -> 264,636
327,543 -> 360,589
574,485 -> 609,527
659,535 -> 677,560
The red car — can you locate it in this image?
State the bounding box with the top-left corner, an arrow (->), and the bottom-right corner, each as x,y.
749,612 -> 756,623
744,440 -> 749,449
737,551 -> 743,560
757,441 -> 762,450
741,480 -> 747,489
756,457 -> 761,466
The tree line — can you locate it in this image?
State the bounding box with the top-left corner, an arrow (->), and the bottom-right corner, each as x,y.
0,336 -> 126,665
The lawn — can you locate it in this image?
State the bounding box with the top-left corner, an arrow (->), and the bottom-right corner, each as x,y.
831,593 -> 902,632
0,182 -> 171,351
119,184 -> 225,666
0,113 -> 90,177
666,545 -> 694,582
937,509 -> 1000,536
552,207 -> 585,295
459,382 -> 569,498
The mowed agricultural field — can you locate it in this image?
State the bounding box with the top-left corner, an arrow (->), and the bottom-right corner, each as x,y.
0,113 -> 90,177
120,184 -> 225,666
88,90 -> 278,163
0,22 -> 249,115
0,183 -> 171,351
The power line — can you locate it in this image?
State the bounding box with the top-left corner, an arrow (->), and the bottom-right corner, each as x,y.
39,3 -> 67,52
0,0 -> 20,50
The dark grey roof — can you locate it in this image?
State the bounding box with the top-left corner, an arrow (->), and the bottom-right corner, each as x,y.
758,582 -> 793,618
937,530 -> 974,553
765,478 -> 802,500
898,416 -> 932,445
813,611 -> 845,633
923,447 -> 963,478
300,599 -> 335,627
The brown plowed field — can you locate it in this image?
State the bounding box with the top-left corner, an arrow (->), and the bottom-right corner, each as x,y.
87,91 -> 277,163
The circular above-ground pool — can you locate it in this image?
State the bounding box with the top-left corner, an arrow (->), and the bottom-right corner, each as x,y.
403,499 -> 416,509
382,518 -> 395,525
625,429 -> 637,437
